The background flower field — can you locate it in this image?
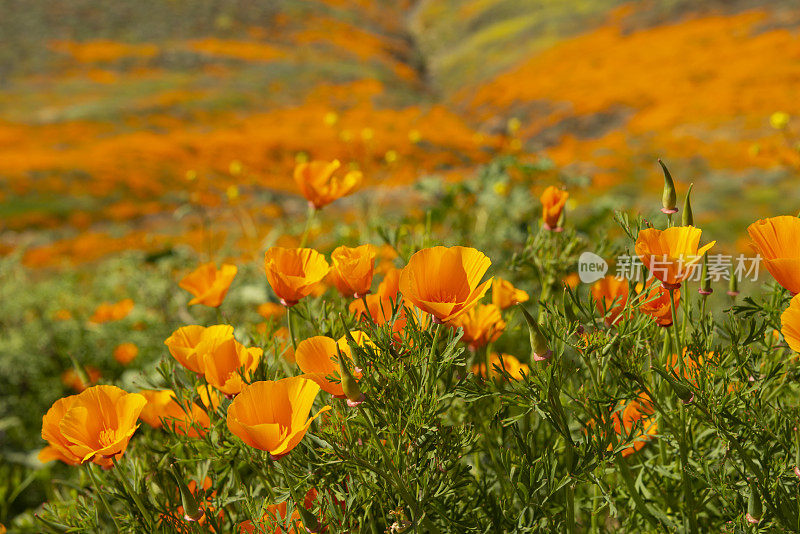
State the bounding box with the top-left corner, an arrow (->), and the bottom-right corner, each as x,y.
1,0 -> 800,532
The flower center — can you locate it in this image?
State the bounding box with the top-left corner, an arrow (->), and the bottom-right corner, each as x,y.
98,428 -> 119,447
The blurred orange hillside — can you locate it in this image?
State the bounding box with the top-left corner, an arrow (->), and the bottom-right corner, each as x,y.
1,0 -> 798,267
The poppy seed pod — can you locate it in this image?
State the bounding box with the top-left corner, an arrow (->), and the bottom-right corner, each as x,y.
658,159 -> 678,215
682,183 -> 694,227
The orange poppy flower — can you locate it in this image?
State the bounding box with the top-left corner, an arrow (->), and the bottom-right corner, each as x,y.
196,328 -> 262,396
635,226 -> 715,289
591,276 -> 629,325
471,353 -> 529,380
165,324 -> 234,374
257,302 -> 285,320
89,298 -> 134,323
53,309 -> 73,321
449,303 -> 506,349
179,262 -> 237,307
781,294 -> 800,353
264,247 -> 330,307
113,342 -> 139,365
540,186 -> 568,231
329,244 -> 377,298
747,216 -> 800,294
40,385 -> 146,467
399,246 -> 492,323
610,394 -> 658,457
226,377 -> 331,459
39,396 -> 82,465
637,278 -> 680,327
239,490 -> 318,534
293,159 -> 362,209
377,268 -> 401,298
139,388 -> 218,438
491,278 -> 529,310
295,334 -> 369,398
61,366 -> 102,392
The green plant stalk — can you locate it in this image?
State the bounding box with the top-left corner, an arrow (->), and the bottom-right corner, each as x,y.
286,306 -> 297,351
616,454 -> 663,530
668,287 -> 697,533
86,463 -> 122,532
360,409 -> 440,533
112,457 -> 154,530
299,204 -> 316,248
565,442 -> 576,534
412,321 -> 442,416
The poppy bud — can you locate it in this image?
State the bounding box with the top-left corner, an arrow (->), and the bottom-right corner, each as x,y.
337,346 -> 365,407
727,265 -> 739,297
557,205 -> 567,231
698,253 -> 713,295
746,480 -> 762,524
518,304 -> 551,361
298,506 -> 322,533
170,463 -> 204,522
658,159 -> 679,215
651,366 -> 694,404
682,183 -> 694,227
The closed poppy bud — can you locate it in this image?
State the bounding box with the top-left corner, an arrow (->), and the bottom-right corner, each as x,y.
197,330 -> 262,396
518,304 -> 551,361
681,183 -> 694,226
747,216 -> 800,294
41,385 -> 146,467
651,366 -> 694,404
491,278 -> 529,310
329,244 -> 378,298
780,294 -> 800,353
698,253 -> 713,295
448,303 -> 506,349
540,186 -> 568,231
635,226 -> 715,290
337,346 -> 365,407
170,463 -> 204,522
658,159 -> 678,215
226,377 -> 331,459
399,246 -> 492,324
165,325 -> 234,374
295,336 -> 362,398
179,262 -> 237,307
113,342 -> 138,365
293,159 -> 362,209
746,480 -> 762,524
264,247 -> 330,307
727,264 -> 739,297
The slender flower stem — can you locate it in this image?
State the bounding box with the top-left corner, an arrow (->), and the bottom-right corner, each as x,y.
564,443 -> 576,534
286,307 -> 297,351
299,204 -> 316,248
86,463 -> 121,532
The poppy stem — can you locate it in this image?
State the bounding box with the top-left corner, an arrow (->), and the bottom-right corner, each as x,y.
286,307 -> 297,351
299,204 -> 316,248
85,463 -> 121,531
